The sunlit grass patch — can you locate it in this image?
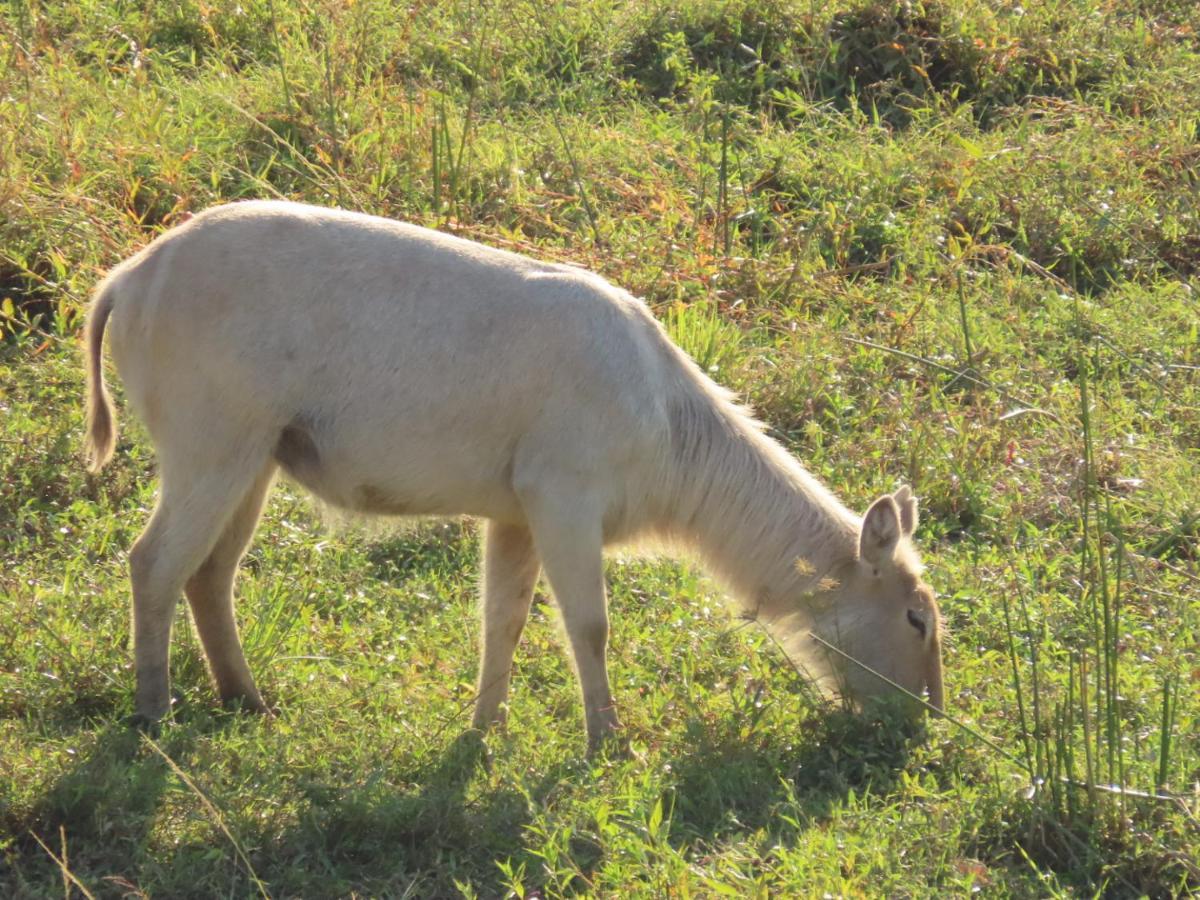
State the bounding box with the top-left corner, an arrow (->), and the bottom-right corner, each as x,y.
2,0 -> 1198,896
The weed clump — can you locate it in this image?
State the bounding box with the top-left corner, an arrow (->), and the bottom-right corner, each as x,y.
621,0 -> 807,107
823,2 -> 980,124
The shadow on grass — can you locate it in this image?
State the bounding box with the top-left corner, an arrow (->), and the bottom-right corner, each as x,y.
962,786 -> 1200,896
362,521 -> 477,586
242,731 -> 626,897
2,722 -> 180,893
2,719 -> 546,897
664,707 -> 1198,895
664,706 -> 928,846
4,700 -> 930,896
246,729 -> 539,896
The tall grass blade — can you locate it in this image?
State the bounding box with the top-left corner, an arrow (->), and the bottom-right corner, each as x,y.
1157,674 -> 1175,792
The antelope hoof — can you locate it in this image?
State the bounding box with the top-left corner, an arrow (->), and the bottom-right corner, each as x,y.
585,711 -> 626,758
126,711 -> 164,736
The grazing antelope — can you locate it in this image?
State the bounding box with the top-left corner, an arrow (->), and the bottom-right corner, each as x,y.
84,200 -> 943,750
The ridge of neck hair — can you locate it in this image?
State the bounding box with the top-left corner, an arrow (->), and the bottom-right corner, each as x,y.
656,380 -> 861,616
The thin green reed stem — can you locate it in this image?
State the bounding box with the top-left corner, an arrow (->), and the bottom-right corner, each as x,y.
12,0 -> 35,127
718,106 -> 730,256
1076,333 -> 1106,798
1156,674 -> 1174,791
322,24 -> 345,208
1015,572 -> 1046,781
452,1 -> 491,219
436,100 -> 446,214
1051,702 -> 1064,812
1097,498 -> 1114,788
1001,586 -> 1035,776
405,86 -> 416,201
956,271 -> 975,368
1092,353 -> 1117,792
1079,653 -> 1097,813
453,89 -> 475,215
267,0 -> 294,117
1107,494 -> 1126,813
1065,659 -> 1077,820
440,108 -> 457,218
694,104 -> 708,240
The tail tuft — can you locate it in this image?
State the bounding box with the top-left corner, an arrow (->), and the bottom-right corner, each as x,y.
84,279 -> 118,472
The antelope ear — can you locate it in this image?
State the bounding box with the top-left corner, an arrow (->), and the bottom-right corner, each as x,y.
893,485 -> 919,536
860,495 -> 902,567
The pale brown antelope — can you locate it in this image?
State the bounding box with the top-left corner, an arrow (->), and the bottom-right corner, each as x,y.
84,200 -> 944,750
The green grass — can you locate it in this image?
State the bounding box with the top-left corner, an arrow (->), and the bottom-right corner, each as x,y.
2,0 -> 1198,895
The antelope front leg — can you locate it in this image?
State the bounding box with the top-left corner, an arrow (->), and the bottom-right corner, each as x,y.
521,488 -> 620,751
472,520 -> 541,731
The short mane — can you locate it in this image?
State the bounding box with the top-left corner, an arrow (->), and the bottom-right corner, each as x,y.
643,345 -> 874,685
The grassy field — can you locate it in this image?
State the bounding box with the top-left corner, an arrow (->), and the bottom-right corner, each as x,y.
2,0 -> 1199,895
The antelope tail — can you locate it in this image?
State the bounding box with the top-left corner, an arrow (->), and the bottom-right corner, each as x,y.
83,277 -> 118,473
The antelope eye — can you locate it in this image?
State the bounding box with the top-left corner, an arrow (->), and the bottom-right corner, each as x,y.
906,608 -> 927,638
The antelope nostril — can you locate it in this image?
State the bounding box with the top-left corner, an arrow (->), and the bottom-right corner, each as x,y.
906,608 -> 926,638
